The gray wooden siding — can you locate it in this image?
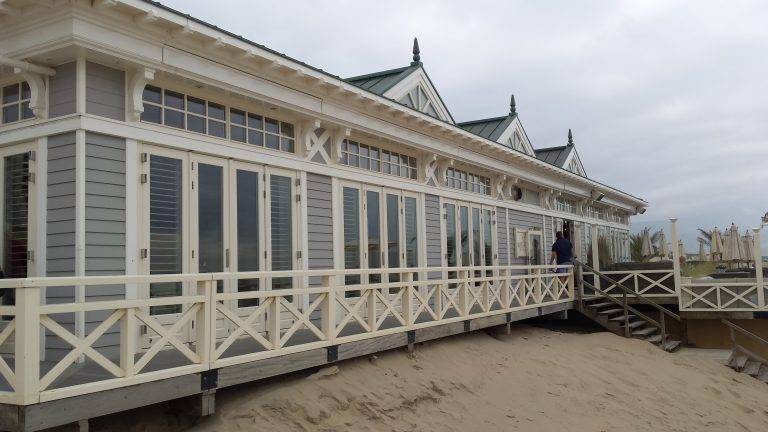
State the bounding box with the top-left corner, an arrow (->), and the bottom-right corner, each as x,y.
496,207 -> 508,266
86,62 -> 125,121
545,216 -> 554,251
507,208 -> 543,265
307,173 -> 332,286
424,195 -> 441,267
49,62 -> 76,118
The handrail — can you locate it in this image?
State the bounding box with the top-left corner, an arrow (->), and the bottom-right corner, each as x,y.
575,259 -> 681,322
722,319 -> 768,348
579,277 -> 662,330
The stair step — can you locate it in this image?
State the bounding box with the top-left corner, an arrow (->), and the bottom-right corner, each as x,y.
646,334 -> 662,344
729,353 -> 748,371
608,314 -> 635,322
588,302 -> 616,310
598,308 -> 624,316
757,365 -> 768,383
743,360 -> 762,377
633,327 -> 658,337
623,320 -> 646,329
663,339 -> 682,352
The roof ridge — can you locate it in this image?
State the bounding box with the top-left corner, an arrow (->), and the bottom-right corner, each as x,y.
534,145 -> 568,152
457,114 -> 512,126
344,65 -> 414,82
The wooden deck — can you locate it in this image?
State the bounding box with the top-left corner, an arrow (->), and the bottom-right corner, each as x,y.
0,301 -> 572,431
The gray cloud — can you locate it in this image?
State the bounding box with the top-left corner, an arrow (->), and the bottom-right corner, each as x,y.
160,0 -> 768,253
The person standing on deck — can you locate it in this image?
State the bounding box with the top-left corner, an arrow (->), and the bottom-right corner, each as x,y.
551,231 -> 574,281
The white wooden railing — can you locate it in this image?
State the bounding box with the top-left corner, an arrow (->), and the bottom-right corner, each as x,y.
0,264 -> 573,405
679,279 -> 767,312
581,270 -> 676,299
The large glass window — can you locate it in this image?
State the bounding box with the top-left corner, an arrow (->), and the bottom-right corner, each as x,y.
149,155 -> 183,314
270,175 -> 293,290
236,170 -> 260,307
197,163 -> 224,293
1,82 -> 33,125
341,140 -> 417,180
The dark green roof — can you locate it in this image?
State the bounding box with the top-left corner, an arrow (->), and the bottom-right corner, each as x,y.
345,65 -> 419,96
457,115 -> 515,142
534,144 -> 572,167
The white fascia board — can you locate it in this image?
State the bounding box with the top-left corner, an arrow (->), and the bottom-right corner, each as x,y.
383,67 -> 453,124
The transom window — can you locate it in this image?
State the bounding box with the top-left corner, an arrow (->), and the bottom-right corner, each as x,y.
141,85 -> 295,153
1,82 -> 33,125
555,196 -> 576,213
587,205 -> 605,220
341,139 -> 417,180
446,167 -> 491,196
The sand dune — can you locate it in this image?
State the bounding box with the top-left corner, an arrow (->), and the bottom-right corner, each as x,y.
94,326 -> 768,432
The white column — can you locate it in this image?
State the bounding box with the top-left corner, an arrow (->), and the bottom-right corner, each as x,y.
669,218 -> 682,304
754,228 -> 764,308
590,224 -> 600,291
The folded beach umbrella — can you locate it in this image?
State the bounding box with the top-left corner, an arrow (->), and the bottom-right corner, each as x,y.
698,240 -> 707,261
710,227 -> 723,261
641,228 -> 653,258
742,230 -> 754,262
657,229 -> 669,258
723,223 -> 743,262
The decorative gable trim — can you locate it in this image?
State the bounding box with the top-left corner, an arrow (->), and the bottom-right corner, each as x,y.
496,117 -> 535,156
562,148 -> 587,177
384,67 -> 454,124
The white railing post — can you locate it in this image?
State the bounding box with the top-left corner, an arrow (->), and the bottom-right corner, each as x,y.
321,275 -> 335,344
403,272 -> 414,327
669,218 -> 683,307
754,228 -> 764,309
567,267 -> 575,300
459,269 -> 469,317
15,286 -> 40,404
196,279 -> 213,367
500,268 -> 510,309
534,268 -> 542,303
120,307 -> 136,378
267,290 -> 281,349
590,224 -> 601,292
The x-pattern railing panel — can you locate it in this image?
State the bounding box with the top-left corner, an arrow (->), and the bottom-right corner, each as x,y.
681,283 -> 759,311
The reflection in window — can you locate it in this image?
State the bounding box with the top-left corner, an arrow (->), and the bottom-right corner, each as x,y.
341,140 -> 417,180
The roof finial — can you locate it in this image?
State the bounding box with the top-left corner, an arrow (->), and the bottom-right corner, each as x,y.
412,37 -> 421,65
567,129 -> 574,145
510,94 -> 517,116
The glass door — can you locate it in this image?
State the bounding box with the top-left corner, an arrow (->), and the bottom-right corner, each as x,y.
141,146 -> 191,345
265,167 -> 300,296
228,161 -> 264,310
363,187 -> 383,285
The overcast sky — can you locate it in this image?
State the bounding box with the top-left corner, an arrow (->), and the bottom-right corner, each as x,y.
162,0 -> 768,254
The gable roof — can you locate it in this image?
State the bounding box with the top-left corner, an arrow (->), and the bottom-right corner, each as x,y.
457,115 -> 514,142
535,144 -> 573,167
345,65 -> 419,96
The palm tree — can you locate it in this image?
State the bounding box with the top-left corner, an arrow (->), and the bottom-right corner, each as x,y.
697,228 -> 712,246
630,233 -> 646,262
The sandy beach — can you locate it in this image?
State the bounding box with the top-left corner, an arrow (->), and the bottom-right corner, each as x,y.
82,325 -> 768,432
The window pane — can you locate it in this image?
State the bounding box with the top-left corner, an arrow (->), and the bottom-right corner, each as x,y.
343,187 -> 361,287
149,155 -> 183,314
248,113 -> 263,129
281,122 -> 294,138
386,194 -> 400,279
483,209 -> 493,266
366,191 -> 381,283
348,141 -> 358,155
164,90 -> 184,109
198,164 -> 224,278
460,206 -> 470,266
445,204 -> 457,267
143,85 -> 162,103
230,109 -> 246,126
2,105 -> 18,124
370,159 -> 380,172
20,82 -> 31,100
472,208 -> 481,266
265,133 -> 279,150
265,117 -> 279,134
270,175 -> 293,289
237,170 -> 260,307
208,102 -> 225,120
2,84 -> 19,104
404,197 -> 418,268
187,96 -> 206,115
3,153 -> 29,288
21,102 -> 33,120
231,125 -> 246,142
208,120 -> 226,138
248,130 -> 264,146
164,109 -> 184,129
280,137 -> 294,153
187,114 -> 206,134
141,103 -> 161,123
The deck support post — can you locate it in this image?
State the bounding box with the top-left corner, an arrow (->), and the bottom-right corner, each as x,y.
77,419 -> 89,432
198,390 -> 216,416
753,228 -> 764,308
15,286 -> 40,405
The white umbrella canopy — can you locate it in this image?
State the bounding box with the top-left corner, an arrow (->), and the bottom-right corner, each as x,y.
710,227 -> 724,260
641,228 -> 653,257
698,240 -> 707,261
742,230 -> 754,262
657,230 -> 669,258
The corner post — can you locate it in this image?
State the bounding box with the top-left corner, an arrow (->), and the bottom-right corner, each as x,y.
15,285 -> 41,404
669,218 -> 683,306
196,279 -> 213,367
321,275 -> 336,344
754,228 -> 764,308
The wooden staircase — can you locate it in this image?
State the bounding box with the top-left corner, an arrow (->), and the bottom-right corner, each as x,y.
575,259 -> 683,353
724,319 -> 768,384
581,297 -> 682,352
